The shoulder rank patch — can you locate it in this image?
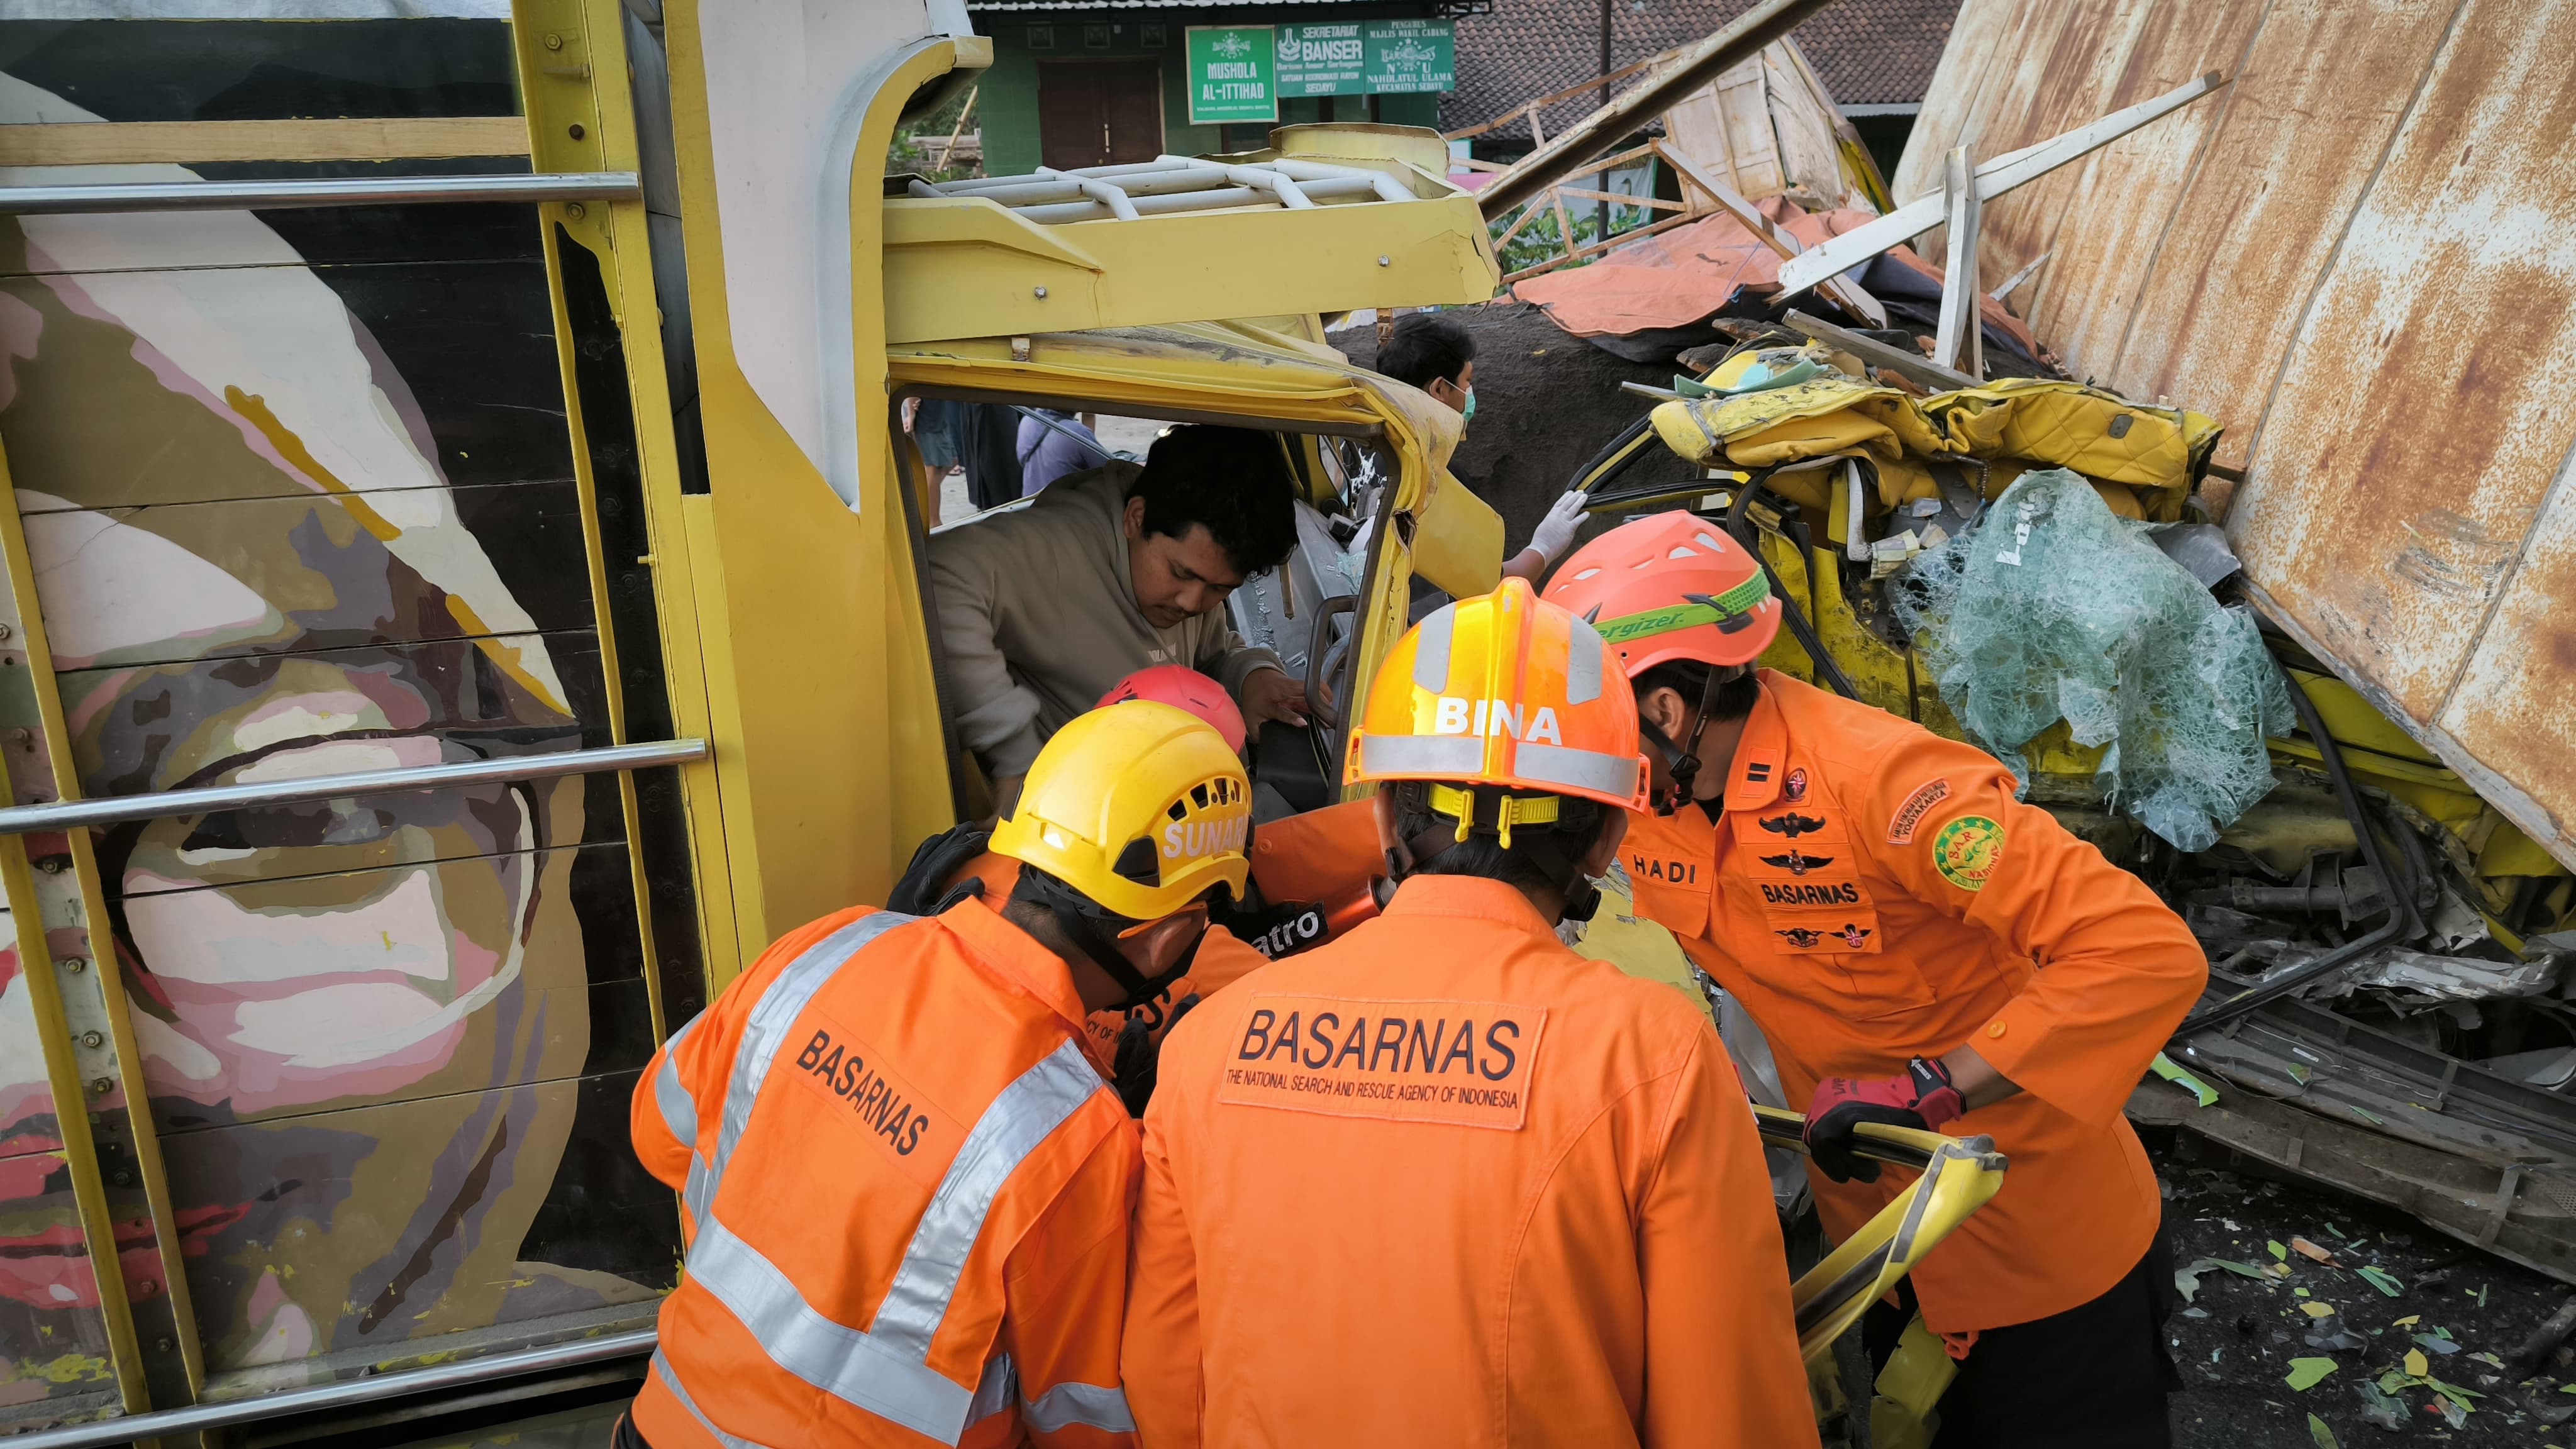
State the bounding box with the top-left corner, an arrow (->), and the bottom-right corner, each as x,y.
1886,779 -> 1951,844
1745,760 -> 1772,783
1931,815 -> 2004,891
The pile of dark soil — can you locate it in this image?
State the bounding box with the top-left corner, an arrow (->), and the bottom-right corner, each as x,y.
1338,302 -> 1706,565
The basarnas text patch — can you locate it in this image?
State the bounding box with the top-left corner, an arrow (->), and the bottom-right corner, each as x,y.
1220,994 -> 1548,1130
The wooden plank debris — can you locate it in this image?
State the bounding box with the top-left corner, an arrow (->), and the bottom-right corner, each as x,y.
1782,308 -> 1978,393
1652,140 -> 1887,328
1933,145 -> 1983,377
1774,71 -> 2226,299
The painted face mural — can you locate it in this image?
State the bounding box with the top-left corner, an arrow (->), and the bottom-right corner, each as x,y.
0,30 -> 680,1419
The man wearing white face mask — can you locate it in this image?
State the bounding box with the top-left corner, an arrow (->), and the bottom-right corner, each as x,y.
1374,312 -> 1587,584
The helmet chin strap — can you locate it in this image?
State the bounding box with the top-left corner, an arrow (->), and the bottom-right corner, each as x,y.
1644,665 -> 1729,816
1013,867 -> 1204,1011
1047,898 -> 1203,1010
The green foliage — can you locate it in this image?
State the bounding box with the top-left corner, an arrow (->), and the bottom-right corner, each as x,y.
887,86 -> 982,183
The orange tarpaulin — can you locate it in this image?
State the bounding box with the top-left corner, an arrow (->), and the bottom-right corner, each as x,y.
1513,195 -> 2039,361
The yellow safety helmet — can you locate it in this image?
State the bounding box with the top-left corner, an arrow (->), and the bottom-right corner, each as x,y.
1346,577 -> 1648,842
991,700 -> 1252,921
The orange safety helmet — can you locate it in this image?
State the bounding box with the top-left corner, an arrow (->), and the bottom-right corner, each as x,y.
1099,664 -> 1247,755
1345,577 -> 1648,820
1542,511 -> 1780,672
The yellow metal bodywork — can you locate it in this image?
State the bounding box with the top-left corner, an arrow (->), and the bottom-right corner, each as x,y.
884,153 -> 1497,345
658,14 -> 1502,980
1645,371 -> 2567,926
661,9 -> 971,979
1749,1105 -> 2008,1363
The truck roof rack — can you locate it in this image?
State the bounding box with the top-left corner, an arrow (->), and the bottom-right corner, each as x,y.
882,128 -> 1499,343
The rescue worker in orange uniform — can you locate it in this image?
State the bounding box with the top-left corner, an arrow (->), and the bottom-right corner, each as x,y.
889,667 -> 1384,1111
1546,512 -> 2208,1446
625,702 -> 1254,1448
1122,579 -> 1818,1446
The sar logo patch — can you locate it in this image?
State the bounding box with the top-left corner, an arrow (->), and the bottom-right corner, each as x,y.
1836,923 -> 1872,948
1931,815 -> 2004,891
1782,767 -> 1809,803
1885,779 -> 1951,844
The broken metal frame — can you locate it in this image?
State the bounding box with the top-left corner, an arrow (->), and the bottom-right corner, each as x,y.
2145,988 -> 2576,1285
1774,70 -> 2228,299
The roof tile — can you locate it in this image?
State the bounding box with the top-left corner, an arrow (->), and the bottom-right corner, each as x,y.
1444,0 -> 1959,143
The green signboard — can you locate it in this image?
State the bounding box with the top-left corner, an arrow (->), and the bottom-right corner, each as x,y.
1185,25 -> 1277,125
1272,19 -> 1457,99
1362,19 -> 1455,94
1275,22 -> 1365,97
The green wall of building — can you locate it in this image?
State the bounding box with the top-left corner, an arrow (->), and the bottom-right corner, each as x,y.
972,7 -> 1445,179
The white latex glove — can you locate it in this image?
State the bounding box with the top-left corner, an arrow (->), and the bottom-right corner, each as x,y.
1528,489 -> 1589,565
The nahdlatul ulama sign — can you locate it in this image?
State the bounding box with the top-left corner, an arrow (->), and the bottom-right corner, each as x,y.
1187,25 -> 1277,125
1362,19 -> 1453,95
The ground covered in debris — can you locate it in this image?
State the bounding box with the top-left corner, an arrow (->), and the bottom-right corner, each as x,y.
2150,1130 -> 2575,1446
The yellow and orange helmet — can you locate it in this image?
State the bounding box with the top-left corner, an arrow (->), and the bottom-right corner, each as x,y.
992,700 -> 1252,921
1345,577 -> 1648,836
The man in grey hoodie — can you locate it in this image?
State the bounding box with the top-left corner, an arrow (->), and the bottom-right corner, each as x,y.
930,425 -> 1306,813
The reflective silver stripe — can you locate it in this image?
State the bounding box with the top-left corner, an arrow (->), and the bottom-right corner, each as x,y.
1412,601 -> 1456,692
1565,614 -> 1605,704
1360,732 -> 1485,778
687,1214 -> 972,1441
1023,1382 -> 1137,1435
653,1014 -> 702,1148
872,1038 -> 1109,1354
968,1353 -> 1018,1426
1513,740 -> 1639,800
683,1152 -> 714,1228
652,1350 -> 770,1449
711,912 -> 916,1200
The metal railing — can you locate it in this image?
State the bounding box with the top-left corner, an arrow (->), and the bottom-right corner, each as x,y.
0,172 -> 643,216
6,1328 -> 658,1449
907,153 -> 1414,225
0,738 -> 707,837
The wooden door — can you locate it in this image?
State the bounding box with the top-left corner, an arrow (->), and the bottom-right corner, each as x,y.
1036,58 -> 1165,170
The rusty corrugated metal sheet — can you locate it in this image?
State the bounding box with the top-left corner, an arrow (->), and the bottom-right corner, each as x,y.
1902,0 -> 2576,869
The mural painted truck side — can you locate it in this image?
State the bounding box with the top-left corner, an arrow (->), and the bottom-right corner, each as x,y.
0,0 -> 1509,1438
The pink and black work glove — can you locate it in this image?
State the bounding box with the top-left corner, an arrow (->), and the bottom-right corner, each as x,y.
1802,1057 -> 1965,1184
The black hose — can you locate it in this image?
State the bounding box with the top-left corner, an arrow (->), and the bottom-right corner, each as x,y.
1724,477 -> 1862,700
1565,412 -> 1660,496
2173,645 -> 2416,1034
